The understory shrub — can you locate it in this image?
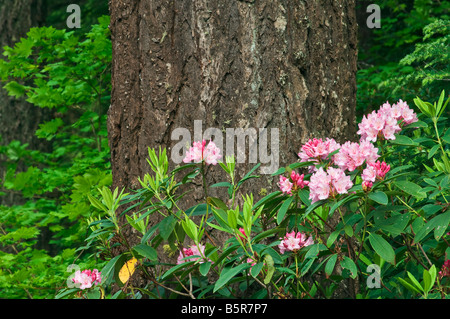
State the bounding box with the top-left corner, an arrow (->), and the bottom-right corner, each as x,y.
59,90 -> 450,299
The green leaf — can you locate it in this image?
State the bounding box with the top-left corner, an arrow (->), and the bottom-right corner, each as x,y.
158,215 -> 177,240
390,134 -> 418,146
133,243 -> 157,261
428,144 -> 440,159
237,163 -> 260,187
161,261 -> 196,280
341,256 -> 357,279
213,263 -> 251,292
327,230 -> 341,247
394,180 -> 426,199
368,191 -> 388,205
100,255 -> 121,285
4,81 -> 26,98
199,261 -> 212,276
263,254 -> 275,284
88,194 -> 107,212
325,254 -> 338,276
398,277 -> 422,295
368,233 -> 395,264
277,196 -> 294,225
250,262 -> 265,277
207,197 -> 228,211
252,228 -> 279,244
407,272 -> 424,293
414,210 -> 450,243
423,265 -> 437,294
344,224 -> 354,237
304,244 -> 320,260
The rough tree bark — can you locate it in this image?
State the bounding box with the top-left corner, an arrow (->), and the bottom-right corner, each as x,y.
108,0 -> 358,296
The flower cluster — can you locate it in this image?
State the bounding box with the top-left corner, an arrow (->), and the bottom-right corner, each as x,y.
361,161 -> 391,192
72,269 -> 102,290
309,167 -> 353,203
334,140 -> 379,172
357,100 -> 418,143
278,231 -> 314,254
177,244 -> 209,265
183,140 -> 222,165
278,171 -> 309,195
298,137 -> 340,169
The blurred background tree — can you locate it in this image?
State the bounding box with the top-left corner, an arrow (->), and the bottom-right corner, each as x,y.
0,0 -> 109,298
356,0 -> 449,120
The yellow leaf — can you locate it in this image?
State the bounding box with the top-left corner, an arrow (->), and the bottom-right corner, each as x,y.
118,257 -> 137,284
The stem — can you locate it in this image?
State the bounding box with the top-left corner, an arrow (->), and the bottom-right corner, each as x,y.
201,162 -> 210,223
433,121 -> 448,163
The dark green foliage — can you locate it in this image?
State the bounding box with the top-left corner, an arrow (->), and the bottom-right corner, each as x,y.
0,16 -> 111,298
357,1 -> 450,119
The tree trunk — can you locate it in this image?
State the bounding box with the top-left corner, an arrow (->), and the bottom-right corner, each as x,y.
0,0 -> 54,255
108,0 -> 358,294
0,0 -> 48,205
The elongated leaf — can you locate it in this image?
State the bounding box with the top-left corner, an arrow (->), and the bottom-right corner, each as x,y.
277,196 -> 294,225
368,233 -> 395,264
161,261 -> 196,280
158,215 -> 177,240
213,263 -> 251,292
263,254 -> 275,284
100,255 -> 121,285
341,256 -> 357,279
414,210 -> 450,243
325,254 -> 338,276
394,180 -> 426,198
133,244 -> 157,261
327,230 -> 341,247
398,277 -> 422,295
407,272 -> 424,293
390,134 -> 418,146
253,191 -> 283,211
252,228 -> 280,244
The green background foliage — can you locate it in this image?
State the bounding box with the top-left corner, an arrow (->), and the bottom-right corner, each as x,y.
0,0 -> 448,299
0,7 -> 111,298
356,0 -> 449,119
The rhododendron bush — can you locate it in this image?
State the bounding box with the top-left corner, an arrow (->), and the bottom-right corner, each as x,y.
57,91 -> 450,299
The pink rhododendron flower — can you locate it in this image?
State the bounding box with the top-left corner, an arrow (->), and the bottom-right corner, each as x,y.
362,160 -> 390,183
278,171 -> 309,195
177,244 -> 209,265
237,227 -> 247,242
362,180 -> 373,192
72,269 -> 102,290
439,260 -> 450,279
183,140 -> 222,165
361,165 -> 377,183
369,161 -> 390,180
357,100 -> 418,142
298,138 -> 340,168
388,99 -> 418,125
246,257 -> 257,267
278,175 -> 293,195
278,231 -> 314,254
290,171 -> 309,189
334,140 -> 379,172
309,167 -> 353,203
